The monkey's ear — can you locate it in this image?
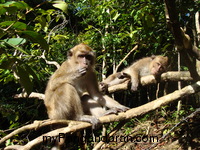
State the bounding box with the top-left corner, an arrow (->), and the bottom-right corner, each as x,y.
67,49 -> 73,58
151,55 -> 156,59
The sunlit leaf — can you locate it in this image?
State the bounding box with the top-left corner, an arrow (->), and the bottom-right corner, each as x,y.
0,1 -> 30,9
52,1 -> 68,14
3,38 -> 26,46
1,40 -> 29,54
113,12 -> 120,22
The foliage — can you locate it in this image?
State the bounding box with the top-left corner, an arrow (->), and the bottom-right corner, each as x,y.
0,0 -> 69,130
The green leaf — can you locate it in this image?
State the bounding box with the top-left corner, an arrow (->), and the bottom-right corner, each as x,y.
1,40 -> 29,55
0,7 -> 6,15
3,38 -> 26,46
10,1 -> 30,9
0,21 -> 27,30
20,31 -> 49,50
24,64 -> 40,87
0,1 -> 30,9
0,58 -> 17,69
15,66 -> 33,95
52,1 -> 68,14
0,1 -> 16,7
112,12 -> 120,22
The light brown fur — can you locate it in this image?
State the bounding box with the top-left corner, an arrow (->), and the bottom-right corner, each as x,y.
101,55 -> 168,91
44,43 -> 129,128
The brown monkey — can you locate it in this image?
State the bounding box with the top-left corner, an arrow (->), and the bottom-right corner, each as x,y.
100,55 -> 168,92
44,43 -> 128,128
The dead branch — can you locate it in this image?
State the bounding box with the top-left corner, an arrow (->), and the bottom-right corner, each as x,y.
3,81 -> 200,149
14,92 -> 45,100
41,51 -> 60,69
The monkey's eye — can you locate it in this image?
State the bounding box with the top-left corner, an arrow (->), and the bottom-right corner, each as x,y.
78,55 -> 85,58
86,55 -> 92,61
156,62 -> 160,66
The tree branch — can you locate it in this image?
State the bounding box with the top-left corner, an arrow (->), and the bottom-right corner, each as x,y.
14,71 -> 194,99
40,51 -> 60,69
3,81 -> 200,149
14,92 -> 45,100
108,71 -> 193,93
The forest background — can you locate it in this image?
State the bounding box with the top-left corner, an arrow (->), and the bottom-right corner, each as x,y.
0,0 -> 200,149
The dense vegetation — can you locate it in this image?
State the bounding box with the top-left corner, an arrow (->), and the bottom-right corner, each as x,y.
0,0 -> 199,149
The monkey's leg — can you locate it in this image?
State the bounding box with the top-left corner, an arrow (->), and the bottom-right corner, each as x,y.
82,95 -> 105,118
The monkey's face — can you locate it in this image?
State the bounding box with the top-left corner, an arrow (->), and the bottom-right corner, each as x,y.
68,43 -> 95,69
77,53 -> 94,69
151,56 -> 168,76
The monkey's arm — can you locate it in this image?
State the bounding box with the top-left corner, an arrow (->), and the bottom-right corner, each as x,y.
86,71 -> 106,105
102,72 -> 128,86
123,69 -> 139,91
49,63 -> 87,90
99,72 -> 130,93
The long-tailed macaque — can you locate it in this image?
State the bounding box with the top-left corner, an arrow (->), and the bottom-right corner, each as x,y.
100,55 -> 168,92
44,43 -> 128,128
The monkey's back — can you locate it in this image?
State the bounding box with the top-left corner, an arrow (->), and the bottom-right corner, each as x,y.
123,57 -> 152,77
44,82 -> 84,120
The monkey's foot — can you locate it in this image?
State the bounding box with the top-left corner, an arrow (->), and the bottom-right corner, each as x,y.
116,106 -> 130,112
79,115 -> 101,129
103,108 -> 118,116
104,106 -> 129,116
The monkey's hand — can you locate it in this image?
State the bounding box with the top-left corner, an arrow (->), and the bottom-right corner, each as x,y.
79,115 -> 101,129
99,82 -> 108,94
77,67 -> 87,77
130,80 -> 139,92
117,72 -> 131,79
131,84 -> 138,91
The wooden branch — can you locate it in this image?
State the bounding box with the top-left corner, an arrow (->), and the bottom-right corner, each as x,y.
14,92 -> 45,100
14,71 -> 194,99
108,71 -> 193,93
0,120 -> 71,145
3,81 -> 200,149
195,11 -> 200,42
41,51 -> 60,69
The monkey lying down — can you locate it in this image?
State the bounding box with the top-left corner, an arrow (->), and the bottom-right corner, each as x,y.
100,55 -> 168,92
44,43 -> 129,129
